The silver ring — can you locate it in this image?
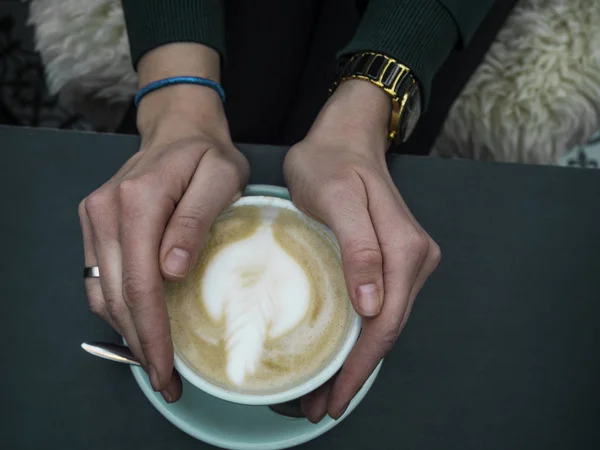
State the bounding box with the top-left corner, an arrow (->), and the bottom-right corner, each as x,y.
83,266 -> 100,279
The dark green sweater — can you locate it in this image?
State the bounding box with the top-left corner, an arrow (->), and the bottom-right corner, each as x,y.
122,0 -> 493,108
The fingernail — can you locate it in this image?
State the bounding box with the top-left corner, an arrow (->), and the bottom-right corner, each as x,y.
357,284 -> 380,317
160,388 -> 173,403
332,402 -> 350,420
301,401 -> 325,424
149,364 -> 160,391
315,411 -> 327,423
164,247 -> 190,277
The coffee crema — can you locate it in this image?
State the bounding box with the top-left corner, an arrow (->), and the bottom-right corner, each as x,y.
166,201 -> 352,395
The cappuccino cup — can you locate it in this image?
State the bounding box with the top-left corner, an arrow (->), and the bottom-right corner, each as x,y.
165,185 -> 361,405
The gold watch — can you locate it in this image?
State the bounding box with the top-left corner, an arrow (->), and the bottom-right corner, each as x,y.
331,52 -> 422,144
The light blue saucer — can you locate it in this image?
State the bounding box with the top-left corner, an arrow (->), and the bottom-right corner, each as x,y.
131,361 -> 383,450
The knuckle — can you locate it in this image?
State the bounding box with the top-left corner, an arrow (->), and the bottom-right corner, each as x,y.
122,275 -> 160,309
214,156 -> 242,183
404,229 -> 430,260
106,298 -> 128,320
88,298 -> 105,317
229,151 -> 250,181
85,282 -> 118,325
173,208 -> 208,234
118,177 -> 149,204
428,240 -> 442,268
84,189 -> 112,220
345,244 -> 382,270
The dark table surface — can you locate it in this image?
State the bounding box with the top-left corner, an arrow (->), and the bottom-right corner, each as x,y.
2,125 -> 600,450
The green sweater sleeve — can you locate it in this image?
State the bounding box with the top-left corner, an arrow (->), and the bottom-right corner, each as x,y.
121,0 -> 225,69
340,0 -> 494,106
121,0 -> 492,107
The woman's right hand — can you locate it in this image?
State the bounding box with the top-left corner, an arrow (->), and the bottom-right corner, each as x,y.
79,82 -> 249,403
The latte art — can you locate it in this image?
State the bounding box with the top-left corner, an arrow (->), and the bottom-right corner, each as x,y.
166,201 -> 353,394
203,224 -> 310,385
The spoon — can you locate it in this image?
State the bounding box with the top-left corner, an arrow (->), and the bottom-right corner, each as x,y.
80,341 -> 306,419
81,341 -> 140,365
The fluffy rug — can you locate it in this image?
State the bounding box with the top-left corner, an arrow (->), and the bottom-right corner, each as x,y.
433,0 -> 600,164
28,0 -> 136,131
28,0 -> 600,163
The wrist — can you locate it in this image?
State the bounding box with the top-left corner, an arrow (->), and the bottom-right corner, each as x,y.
137,42 -> 220,87
308,79 -> 391,154
136,42 -> 229,143
137,84 -> 228,141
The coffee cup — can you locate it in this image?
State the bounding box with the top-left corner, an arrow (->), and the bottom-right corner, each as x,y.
166,185 -> 361,406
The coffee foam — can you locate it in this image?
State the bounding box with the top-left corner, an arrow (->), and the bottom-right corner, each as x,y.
166,203 -> 351,394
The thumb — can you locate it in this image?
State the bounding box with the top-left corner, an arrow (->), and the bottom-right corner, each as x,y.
316,187 -> 384,318
160,155 -> 243,281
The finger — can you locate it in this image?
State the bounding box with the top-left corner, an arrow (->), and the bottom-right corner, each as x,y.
399,238 -> 441,331
120,146 -> 212,391
84,191 -> 146,366
382,172 -> 442,329
316,179 -> 384,317
301,380 -> 332,424
78,150 -> 142,328
160,149 -> 244,280
80,199 -> 112,327
160,369 -> 183,403
94,233 -> 146,366
118,175 -> 175,392
327,180 -> 429,418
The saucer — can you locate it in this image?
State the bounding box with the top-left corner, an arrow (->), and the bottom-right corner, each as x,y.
131,361 -> 383,450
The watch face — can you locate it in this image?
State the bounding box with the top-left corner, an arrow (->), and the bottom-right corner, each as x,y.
401,84 -> 422,142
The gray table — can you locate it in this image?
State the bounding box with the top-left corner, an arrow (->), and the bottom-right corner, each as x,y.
2,125 -> 600,449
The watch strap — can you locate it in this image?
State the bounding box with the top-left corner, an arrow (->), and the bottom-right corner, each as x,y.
332,52 -> 418,143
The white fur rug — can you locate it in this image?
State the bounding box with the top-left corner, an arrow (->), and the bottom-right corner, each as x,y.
433,0 -> 600,164
28,0 -> 600,163
28,0 -> 136,131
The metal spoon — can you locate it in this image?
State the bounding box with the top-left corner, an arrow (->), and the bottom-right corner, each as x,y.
80,341 -> 305,419
81,341 -> 140,365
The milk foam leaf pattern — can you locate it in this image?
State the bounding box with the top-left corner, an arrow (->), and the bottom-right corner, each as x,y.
202,226 -> 311,386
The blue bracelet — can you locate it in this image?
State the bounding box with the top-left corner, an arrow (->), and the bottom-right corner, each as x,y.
134,76 -> 226,107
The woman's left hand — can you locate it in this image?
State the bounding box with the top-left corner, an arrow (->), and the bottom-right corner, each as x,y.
283,80 -> 441,423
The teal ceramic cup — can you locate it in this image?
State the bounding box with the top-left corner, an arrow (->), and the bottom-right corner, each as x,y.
171,184 -> 362,406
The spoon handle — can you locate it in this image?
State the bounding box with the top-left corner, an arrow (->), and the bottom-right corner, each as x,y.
81,341 -> 140,366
